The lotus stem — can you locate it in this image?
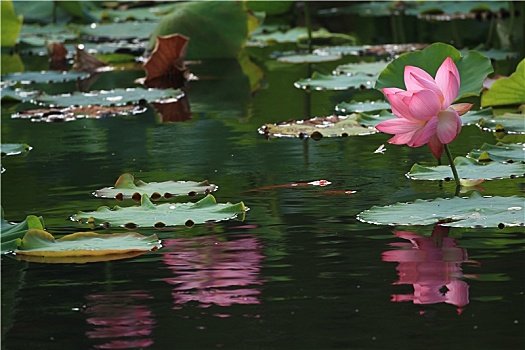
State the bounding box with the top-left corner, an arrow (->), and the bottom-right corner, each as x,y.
444,144 -> 461,195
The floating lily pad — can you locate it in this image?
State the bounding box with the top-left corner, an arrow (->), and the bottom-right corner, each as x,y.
482,59 -> 525,107
295,72 -> 376,90
460,108 -> 495,126
277,53 -> 342,64
250,27 -> 336,44
1,211 -> 45,253
407,157 -> 525,181
33,88 -> 184,108
13,105 -> 147,122
0,87 -> 39,102
375,42 -> 493,100
357,192 -> 524,228
335,100 -> 391,113
478,113 -> 525,134
1,71 -> 89,84
333,61 -> 389,76
71,194 -> 247,229
469,143 -> 525,163
259,114 -> 378,139
76,22 -> 158,41
1,143 -> 32,157
94,173 -> 218,201
314,43 -> 428,57
15,229 -> 160,263
356,110 -> 396,127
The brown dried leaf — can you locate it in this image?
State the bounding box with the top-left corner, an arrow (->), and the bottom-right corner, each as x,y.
73,45 -> 108,73
46,41 -> 68,71
144,34 -> 190,89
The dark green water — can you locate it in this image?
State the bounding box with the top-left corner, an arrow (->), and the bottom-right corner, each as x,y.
2,57 -> 524,350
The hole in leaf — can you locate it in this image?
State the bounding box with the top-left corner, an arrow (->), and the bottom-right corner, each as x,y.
101,221 -> 111,229
132,192 -> 142,202
185,219 -> 195,228
154,222 -> 166,229
188,191 -> 197,196
498,223 -> 505,229
444,177 -> 451,182
115,193 -> 124,202
341,133 -> 348,137
298,132 -> 306,139
124,222 -> 137,230
151,192 -> 161,200
164,192 -> 173,199
311,131 -> 323,141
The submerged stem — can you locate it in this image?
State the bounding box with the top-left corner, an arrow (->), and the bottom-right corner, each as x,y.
444,144 -> 461,195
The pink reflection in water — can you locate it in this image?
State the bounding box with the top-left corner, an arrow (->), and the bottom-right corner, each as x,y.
162,234 -> 265,308
382,225 -> 478,309
84,290 -> 155,349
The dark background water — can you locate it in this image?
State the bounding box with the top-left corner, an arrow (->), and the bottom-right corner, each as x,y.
2,53 -> 524,350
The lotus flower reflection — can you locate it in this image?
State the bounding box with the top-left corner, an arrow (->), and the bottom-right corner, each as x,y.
376,57 -> 473,159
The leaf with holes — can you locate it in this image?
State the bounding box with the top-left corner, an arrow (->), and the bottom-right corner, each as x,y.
71,194 -> 247,229
1,71 -> 89,85
259,114 -> 378,139
469,143 -> 525,162
407,157 -> 525,181
357,192 -> 524,228
15,230 -> 160,263
94,173 -> 217,202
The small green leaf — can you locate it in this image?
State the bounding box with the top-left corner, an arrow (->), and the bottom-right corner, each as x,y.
333,61 -> 389,76
375,43 -> 493,100
482,59 -> 525,107
335,100 -> 391,113
259,114 -> 377,139
357,192 -> 525,228
478,113 -> 525,134
295,72 -> 376,90
407,156 -> 525,181
1,143 -> 32,157
469,143 -> 525,162
15,229 -> 160,263
94,173 -> 217,201
71,194 -> 247,229
2,71 -> 89,85
76,22 -> 158,41
277,53 -> 342,64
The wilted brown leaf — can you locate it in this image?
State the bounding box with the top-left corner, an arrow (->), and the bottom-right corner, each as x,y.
46,41 -> 68,71
73,45 -> 109,73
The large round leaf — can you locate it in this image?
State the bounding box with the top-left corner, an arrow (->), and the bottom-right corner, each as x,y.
481,59 -> 525,107
375,42 -> 493,100
72,194 -> 247,229
357,192 -> 525,228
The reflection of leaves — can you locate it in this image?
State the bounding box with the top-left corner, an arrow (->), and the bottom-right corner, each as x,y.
72,194 -> 247,229
407,157 -> 525,181
481,59 -> 525,107
357,192 -> 525,228
151,96 -> 192,123
144,34 -> 190,89
94,173 -> 217,201
15,229 -> 160,263
259,114 -> 377,139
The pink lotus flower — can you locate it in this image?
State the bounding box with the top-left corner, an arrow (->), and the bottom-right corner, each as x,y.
376,57 -> 473,159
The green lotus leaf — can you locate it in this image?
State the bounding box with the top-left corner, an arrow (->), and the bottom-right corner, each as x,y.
72,194 -> 247,229
0,87 -> 37,102
2,71 -> 89,85
76,22 -> 158,41
335,100 -> 391,113
357,192 -> 524,228
469,143 -> 525,162
460,108 -> 495,125
1,0 -> 23,47
407,157 -> 525,181
33,88 -> 184,108
356,110 -> 396,127
482,59 -> 525,107
250,27 -> 332,44
314,44 -> 428,57
259,114 -> 378,139
94,173 -> 218,201
149,1 -> 250,59
1,143 -> 32,157
464,48 -> 519,61
405,1 -> 508,16
15,229 -> 160,263
93,2 -> 176,21
478,113 -> 525,134
1,210 -> 45,253
295,72 -> 376,91
375,42 -> 493,100
333,61 -> 389,76
317,2 -> 393,17
277,54 -> 342,64
19,23 -> 77,46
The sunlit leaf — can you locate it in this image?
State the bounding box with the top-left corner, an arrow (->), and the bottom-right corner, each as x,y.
407,157 -> 525,181
94,173 -> 217,201
1,71 -> 88,84
1,0 -> 23,47
333,61 -> 389,75
13,105 -> 147,122
481,59 -> 525,107
375,42 -> 493,100
277,53 -> 342,64
71,194 -> 247,229
32,88 -> 184,108
335,100 -> 391,113
15,229 -> 160,263
1,143 -> 32,157
469,143 -> 525,162
259,114 -> 378,139
357,192 -> 525,228
295,72 -> 376,90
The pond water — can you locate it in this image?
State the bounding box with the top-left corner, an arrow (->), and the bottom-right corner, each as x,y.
2,55 -> 524,350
